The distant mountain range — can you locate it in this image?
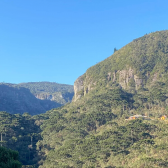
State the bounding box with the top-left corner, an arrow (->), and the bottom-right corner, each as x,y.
0,82 -> 74,115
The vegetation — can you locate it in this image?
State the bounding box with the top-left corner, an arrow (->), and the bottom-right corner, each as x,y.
0,111 -> 48,167
2,30 -> 168,167
86,30 -> 168,82
114,47 -> 118,53
17,82 -> 74,95
0,82 -> 74,115
36,86 -> 168,167
18,82 -> 74,105
36,30 -> 168,167
0,146 -> 22,168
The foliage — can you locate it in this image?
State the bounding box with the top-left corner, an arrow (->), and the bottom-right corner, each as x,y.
17,82 -> 74,105
3,30 -> 168,167
17,82 -> 74,94
0,146 -> 22,168
36,30 -> 168,168
0,111 -> 43,167
86,30 -> 168,81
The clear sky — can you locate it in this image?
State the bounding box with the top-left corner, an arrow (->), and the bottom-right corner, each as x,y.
0,0 -> 168,85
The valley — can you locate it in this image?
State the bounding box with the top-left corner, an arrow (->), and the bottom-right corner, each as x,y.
0,82 -> 74,115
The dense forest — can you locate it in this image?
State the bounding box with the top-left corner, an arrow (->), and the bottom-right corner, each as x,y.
1,30 -> 168,167
37,87 -> 168,167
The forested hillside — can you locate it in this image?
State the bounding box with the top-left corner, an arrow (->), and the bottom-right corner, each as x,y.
0,111 -> 47,166
73,30 -> 168,102
37,88 -> 168,167
36,30 -> 168,168
18,82 -> 74,105
1,30 -> 168,167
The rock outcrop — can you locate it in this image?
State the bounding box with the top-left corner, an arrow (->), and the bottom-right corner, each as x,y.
73,31 -> 168,102
73,75 -> 84,102
73,68 -> 147,102
117,68 -> 144,90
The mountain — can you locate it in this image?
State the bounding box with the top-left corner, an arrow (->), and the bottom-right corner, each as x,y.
36,30 -> 168,168
73,30 -> 168,102
17,82 -> 74,105
1,30 -> 168,168
0,82 -> 74,115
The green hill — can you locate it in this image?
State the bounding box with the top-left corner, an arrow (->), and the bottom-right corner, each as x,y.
1,30 -> 168,167
73,30 -> 168,102
36,30 -> 168,168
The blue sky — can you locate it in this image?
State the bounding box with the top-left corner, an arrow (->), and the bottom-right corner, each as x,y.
0,0 -> 168,85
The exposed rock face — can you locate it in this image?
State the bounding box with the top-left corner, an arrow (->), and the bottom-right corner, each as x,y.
107,72 -> 112,81
119,68 -> 134,89
35,93 -> 54,100
73,68 -> 147,102
84,83 -> 93,96
35,92 -> 74,105
134,75 -> 144,89
73,73 -> 97,102
73,30 -> 168,102
118,68 -> 144,90
35,93 -> 63,101
112,72 -> 116,82
73,75 -> 84,102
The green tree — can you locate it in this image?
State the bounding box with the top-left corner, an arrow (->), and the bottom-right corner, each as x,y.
0,146 -> 22,168
114,47 -> 118,53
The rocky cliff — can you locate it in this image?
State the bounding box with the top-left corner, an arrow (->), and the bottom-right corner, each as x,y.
73,30 -> 168,101
73,68 -> 146,101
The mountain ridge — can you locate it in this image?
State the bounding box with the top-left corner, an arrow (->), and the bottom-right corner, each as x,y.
73,30 -> 168,101
0,82 -> 74,115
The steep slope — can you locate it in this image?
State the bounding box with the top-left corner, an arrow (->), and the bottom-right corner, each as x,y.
36,30 -> 168,168
73,30 -> 168,101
